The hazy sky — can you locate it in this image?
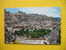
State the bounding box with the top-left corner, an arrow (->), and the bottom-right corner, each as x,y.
5,7 -> 61,17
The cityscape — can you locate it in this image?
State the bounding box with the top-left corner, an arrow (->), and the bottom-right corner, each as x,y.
4,7 -> 61,44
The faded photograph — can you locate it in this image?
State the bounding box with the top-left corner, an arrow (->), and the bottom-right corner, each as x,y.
4,7 -> 61,44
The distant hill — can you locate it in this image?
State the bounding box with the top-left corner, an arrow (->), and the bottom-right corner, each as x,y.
53,17 -> 60,22
5,10 -> 60,27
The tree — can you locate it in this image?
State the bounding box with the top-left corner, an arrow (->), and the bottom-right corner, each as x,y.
15,28 -> 51,38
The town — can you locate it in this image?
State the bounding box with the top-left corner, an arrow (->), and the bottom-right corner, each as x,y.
4,8 -> 60,44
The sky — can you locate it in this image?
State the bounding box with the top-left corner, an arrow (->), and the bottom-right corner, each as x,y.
5,7 -> 61,17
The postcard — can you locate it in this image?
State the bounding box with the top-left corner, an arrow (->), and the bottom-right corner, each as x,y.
4,7 -> 61,44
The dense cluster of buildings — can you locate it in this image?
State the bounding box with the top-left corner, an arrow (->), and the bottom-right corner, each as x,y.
5,10 -> 60,44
